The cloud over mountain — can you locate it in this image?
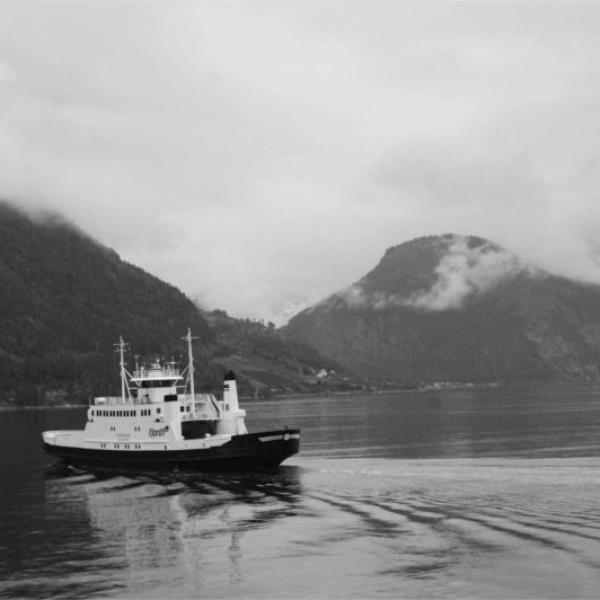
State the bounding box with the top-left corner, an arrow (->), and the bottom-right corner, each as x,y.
2,3 -> 600,323
404,236 -> 529,310
285,234 -> 600,382
329,235 -> 532,312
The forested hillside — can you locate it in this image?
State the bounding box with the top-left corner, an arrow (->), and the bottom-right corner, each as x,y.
286,234 -> 600,383
0,202 -> 353,405
203,309 -> 351,397
0,203 -> 213,404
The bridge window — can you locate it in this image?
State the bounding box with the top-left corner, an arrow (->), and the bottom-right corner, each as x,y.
140,379 -> 176,388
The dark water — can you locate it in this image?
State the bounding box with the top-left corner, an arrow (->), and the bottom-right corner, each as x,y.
3,383 -> 600,598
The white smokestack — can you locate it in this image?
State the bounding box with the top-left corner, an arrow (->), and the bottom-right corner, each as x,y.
223,370 -> 239,413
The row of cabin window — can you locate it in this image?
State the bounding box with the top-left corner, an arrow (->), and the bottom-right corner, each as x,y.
91,408 -> 160,417
99,443 -> 143,449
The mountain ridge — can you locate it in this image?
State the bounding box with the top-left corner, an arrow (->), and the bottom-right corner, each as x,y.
285,234 -> 600,383
0,201 -> 354,405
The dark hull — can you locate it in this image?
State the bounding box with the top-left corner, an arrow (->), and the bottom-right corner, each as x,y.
43,429 -> 300,472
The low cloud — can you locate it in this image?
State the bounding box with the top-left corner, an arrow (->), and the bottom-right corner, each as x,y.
330,235 -> 533,312
1,4 -> 600,323
405,236 -> 527,310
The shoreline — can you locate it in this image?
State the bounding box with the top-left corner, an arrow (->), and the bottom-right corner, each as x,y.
0,383 -> 503,410
9,380 -> 595,410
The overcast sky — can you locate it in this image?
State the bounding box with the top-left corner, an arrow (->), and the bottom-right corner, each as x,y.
1,1 -> 600,323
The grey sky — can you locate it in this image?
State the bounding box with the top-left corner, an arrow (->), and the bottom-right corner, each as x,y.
1,1 -> 600,323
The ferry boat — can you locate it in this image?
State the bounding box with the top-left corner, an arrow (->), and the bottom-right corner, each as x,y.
42,329 -> 300,471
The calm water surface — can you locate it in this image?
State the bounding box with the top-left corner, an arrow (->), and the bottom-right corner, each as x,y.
3,383 -> 600,598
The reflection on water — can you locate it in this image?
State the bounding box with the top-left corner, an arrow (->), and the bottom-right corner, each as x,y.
66,467 -> 303,598
3,384 -> 600,598
6,457 -> 600,599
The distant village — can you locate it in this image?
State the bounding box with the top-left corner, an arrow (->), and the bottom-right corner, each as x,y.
247,366 -> 500,399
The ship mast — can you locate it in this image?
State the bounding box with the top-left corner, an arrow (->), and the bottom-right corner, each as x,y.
182,328 -> 197,400
115,336 -> 129,403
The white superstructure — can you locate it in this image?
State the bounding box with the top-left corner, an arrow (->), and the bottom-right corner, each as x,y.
43,328 -> 247,453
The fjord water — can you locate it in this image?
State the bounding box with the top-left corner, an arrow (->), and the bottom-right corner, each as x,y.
3,385 -> 600,598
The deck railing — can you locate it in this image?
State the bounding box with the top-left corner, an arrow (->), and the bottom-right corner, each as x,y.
131,368 -> 182,379
93,393 -> 219,406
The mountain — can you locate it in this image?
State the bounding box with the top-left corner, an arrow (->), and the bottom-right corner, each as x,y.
284,234 -> 600,383
0,202 -> 353,405
0,202 -> 217,404
201,309 -> 354,397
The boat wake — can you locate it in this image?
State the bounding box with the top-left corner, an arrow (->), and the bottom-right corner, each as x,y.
27,456 -> 600,598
